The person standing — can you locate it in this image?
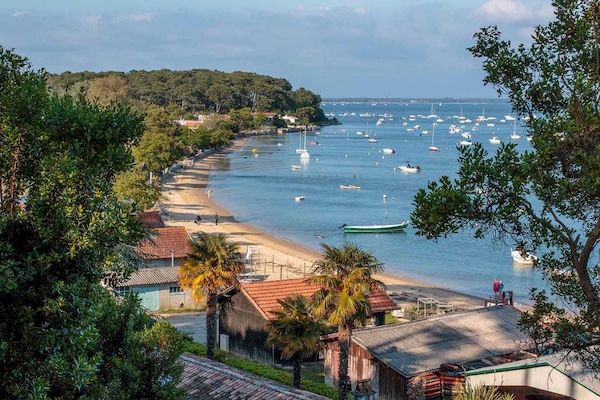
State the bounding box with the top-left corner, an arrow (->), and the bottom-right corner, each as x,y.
493,278 -> 500,300
215,213 -> 219,225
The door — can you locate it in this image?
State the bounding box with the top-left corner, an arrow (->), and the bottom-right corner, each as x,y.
134,286 -> 160,311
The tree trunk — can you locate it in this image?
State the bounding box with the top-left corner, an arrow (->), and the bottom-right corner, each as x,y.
293,354 -> 302,389
206,292 -> 217,360
338,325 -> 351,400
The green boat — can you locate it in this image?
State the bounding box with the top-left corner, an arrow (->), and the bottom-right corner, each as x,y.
343,221 -> 409,233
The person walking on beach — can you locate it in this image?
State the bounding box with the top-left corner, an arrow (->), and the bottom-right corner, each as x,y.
215,213 -> 219,225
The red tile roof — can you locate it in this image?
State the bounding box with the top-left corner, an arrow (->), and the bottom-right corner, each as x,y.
241,277 -> 397,320
183,120 -> 204,127
137,227 -> 191,260
135,211 -> 165,229
179,353 -> 329,399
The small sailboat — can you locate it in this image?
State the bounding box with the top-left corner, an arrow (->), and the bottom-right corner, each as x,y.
510,119 -> 521,140
342,195 -> 408,233
429,122 -> 439,152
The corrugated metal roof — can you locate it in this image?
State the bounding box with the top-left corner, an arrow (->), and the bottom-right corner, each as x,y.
352,305 -> 526,377
241,277 -> 397,320
179,353 -> 330,399
118,266 -> 179,286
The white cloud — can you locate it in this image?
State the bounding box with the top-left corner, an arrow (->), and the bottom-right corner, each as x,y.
476,0 -> 554,23
12,11 -> 29,18
113,13 -> 154,23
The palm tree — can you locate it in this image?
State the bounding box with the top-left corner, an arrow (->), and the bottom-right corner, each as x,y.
266,295 -> 329,388
310,243 -> 385,400
178,232 -> 244,359
453,383 -> 514,400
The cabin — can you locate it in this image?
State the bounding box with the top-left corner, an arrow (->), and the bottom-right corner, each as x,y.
323,305 -> 534,399
179,353 -> 330,399
282,114 -> 300,125
115,226 -> 196,311
218,277 -> 397,366
466,352 -> 600,400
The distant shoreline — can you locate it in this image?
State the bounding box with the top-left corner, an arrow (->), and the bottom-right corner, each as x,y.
322,98 -> 509,104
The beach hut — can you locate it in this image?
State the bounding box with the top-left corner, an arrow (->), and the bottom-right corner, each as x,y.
113,226 -> 195,311
217,278 -> 397,366
323,305 -> 533,399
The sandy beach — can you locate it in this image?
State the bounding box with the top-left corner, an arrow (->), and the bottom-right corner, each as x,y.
160,137 -> 489,313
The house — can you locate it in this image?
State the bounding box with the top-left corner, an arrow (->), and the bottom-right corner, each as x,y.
466,352 -> 600,400
218,277 -> 397,366
135,210 -> 166,229
179,353 -> 330,399
282,115 -> 299,125
250,112 -> 279,123
323,305 -> 533,399
115,226 -> 196,311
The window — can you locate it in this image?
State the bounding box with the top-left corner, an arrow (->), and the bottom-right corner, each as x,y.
169,286 -> 184,294
114,286 -> 130,297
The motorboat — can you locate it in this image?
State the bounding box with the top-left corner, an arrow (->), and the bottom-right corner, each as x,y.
294,196 -> 305,202
459,140 -> 473,146
292,165 -> 302,170
511,248 -> 538,265
368,138 -> 378,143
489,137 -> 502,144
399,164 -> 421,173
342,222 -> 409,233
340,184 -> 361,190
382,148 -> 395,154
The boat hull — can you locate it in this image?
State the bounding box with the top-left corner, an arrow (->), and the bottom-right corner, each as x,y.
343,222 -> 408,233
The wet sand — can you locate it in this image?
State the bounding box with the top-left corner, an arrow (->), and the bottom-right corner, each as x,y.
160,137 -> 489,312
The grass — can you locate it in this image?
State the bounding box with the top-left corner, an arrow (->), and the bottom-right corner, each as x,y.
183,340 -> 337,399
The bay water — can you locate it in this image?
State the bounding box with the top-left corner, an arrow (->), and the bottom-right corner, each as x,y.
209,101 -> 551,306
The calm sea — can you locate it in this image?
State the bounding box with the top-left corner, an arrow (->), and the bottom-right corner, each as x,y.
209,101 -> 551,306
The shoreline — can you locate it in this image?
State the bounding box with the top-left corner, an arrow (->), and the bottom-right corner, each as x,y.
160,137 -> 490,312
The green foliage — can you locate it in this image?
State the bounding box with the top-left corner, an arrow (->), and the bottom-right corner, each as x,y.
87,292 -> 186,400
178,233 -> 244,360
113,169 -> 162,211
266,295 -> 330,388
46,69 -> 328,121
183,341 -> 337,399
0,47 -> 184,399
311,242 -> 386,400
133,131 -> 185,172
411,0 -> 600,374
453,383 -> 514,400
86,74 -> 128,106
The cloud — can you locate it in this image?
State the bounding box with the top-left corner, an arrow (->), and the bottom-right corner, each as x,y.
475,0 -> 554,23
113,13 -> 154,23
12,11 -> 29,18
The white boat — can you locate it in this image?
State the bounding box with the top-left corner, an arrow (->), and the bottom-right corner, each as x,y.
486,123 -> 495,127
296,129 -> 309,154
399,163 -> 421,173
292,165 -> 302,170
505,115 -> 516,121
489,136 -> 502,144
429,122 -> 439,152
368,138 -> 378,143
356,131 -> 365,135
511,248 -> 538,265
459,140 -> 473,146
382,148 -> 395,154
340,184 -> 361,190
461,132 -> 472,139
510,119 -> 521,139
294,196 -> 305,202
300,151 -> 310,159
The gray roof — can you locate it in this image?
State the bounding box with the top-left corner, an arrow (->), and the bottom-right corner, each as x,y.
352,305 -> 527,377
179,353 -> 330,399
118,266 -> 179,287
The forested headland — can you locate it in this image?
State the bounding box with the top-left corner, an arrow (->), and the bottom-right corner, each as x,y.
47,69 -> 328,124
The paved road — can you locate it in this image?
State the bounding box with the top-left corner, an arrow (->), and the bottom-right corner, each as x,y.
162,312 -> 206,344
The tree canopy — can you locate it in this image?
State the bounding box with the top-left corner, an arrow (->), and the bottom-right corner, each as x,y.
0,46 -> 185,398
411,0 -> 600,374
46,69 -> 327,122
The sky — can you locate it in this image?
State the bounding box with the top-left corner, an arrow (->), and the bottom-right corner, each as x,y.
0,0 -> 555,99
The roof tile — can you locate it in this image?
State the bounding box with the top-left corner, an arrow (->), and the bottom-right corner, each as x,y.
137,227 -> 191,260
241,277 -> 396,320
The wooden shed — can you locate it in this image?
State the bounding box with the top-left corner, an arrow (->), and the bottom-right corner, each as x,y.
218,277 -> 397,366
324,305 -> 532,399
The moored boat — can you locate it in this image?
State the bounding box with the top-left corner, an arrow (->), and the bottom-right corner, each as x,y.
343,222 -> 409,233
511,248 -> 538,265
340,184 -> 361,190
382,148 -> 395,154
